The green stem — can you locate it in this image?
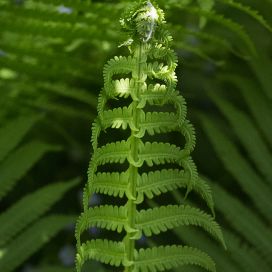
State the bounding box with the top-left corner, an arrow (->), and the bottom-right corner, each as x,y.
124,43 -> 144,272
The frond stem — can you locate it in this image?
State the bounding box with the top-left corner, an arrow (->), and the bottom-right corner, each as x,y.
124,42 -> 144,271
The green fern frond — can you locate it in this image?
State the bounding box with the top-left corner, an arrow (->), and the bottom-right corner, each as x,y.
219,0 -> 272,32
76,239 -> 125,270
175,41 -> 224,66
0,115 -> 40,162
219,75 -> 272,147
184,7 -> 256,55
136,111 -> 180,137
102,106 -> 135,130
104,56 -> 136,91
76,2 -> 224,271
139,142 -> 186,167
197,0 -> 214,28
0,141 -> 60,199
209,91 -> 272,182
224,230 -> 272,272
93,140 -> 129,166
0,215 -> 75,272
200,115 -> 272,220
138,169 -> 214,213
249,52 -> 272,99
136,205 -> 225,246
76,205 -> 127,243
91,171 -> 129,198
194,177 -> 215,215
211,181 -> 272,262
134,245 -> 216,272
0,178 -> 79,247
174,227 -> 241,272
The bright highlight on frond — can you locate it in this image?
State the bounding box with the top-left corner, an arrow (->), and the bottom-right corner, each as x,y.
147,2 -> 159,21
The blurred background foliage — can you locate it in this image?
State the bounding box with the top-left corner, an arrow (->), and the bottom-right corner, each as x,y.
0,0 -> 272,271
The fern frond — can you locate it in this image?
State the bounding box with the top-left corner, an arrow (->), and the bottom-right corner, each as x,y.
76,239 -> 125,270
136,205 -> 225,246
136,111 -> 180,137
137,170 -> 214,213
93,140 -> 130,166
137,84 -> 168,108
76,2 -> 224,271
38,81 -> 98,108
219,0 -> 272,33
0,215 -> 75,272
91,119 -> 101,150
181,121 -> 196,153
146,61 -> 177,89
194,177 -> 215,215
91,171 -> 129,198
0,115 -> 40,161
184,7 -> 256,55
134,245 -> 216,272
0,178 -> 79,247
148,44 -> 178,70
76,205 -> 127,243
101,106 -> 135,130
172,24 -> 246,58
175,41 -> 224,66
0,141 -> 60,199
139,142 -> 186,167
211,181 -> 272,262
210,91 -> 272,182
113,78 -> 136,98
219,75 -> 272,147
200,115 -> 272,220
0,8 -> 118,44
104,56 -> 136,92
224,229 -> 272,272
137,169 -> 188,199
174,227 -> 241,272
197,0 -> 214,28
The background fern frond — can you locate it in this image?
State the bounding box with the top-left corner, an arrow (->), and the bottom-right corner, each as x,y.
0,215 -> 76,272
0,141 -> 60,199
0,115 -> 40,161
0,178 -> 79,247
199,115 -> 272,220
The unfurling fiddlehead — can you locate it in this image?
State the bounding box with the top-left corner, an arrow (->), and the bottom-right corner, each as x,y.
75,1 -> 225,271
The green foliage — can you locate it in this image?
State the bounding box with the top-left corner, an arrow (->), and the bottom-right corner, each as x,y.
75,2 -> 224,271
0,215 -> 76,272
0,179 -> 79,247
0,0 -> 272,271
0,114 -> 80,271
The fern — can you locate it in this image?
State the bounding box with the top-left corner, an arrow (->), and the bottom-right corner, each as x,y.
75,1 -> 224,271
218,0 -> 272,33
199,115 -> 272,220
209,91 -> 272,182
0,178 -> 79,247
0,114 -> 80,271
0,114 -> 40,162
211,181 -> 272,263
0,215 -> 76,272
224,230 -> 272,272
218,75 -> 272,148
0,141 -> 60,199
183,6 -> 256,56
